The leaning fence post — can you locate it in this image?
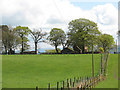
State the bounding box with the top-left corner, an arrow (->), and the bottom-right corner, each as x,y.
67,79 -> 68,87
61,87 -> 63,90
82,77 -> 83,82
48,83 -> 50,90
67,82 -> 69,88
70,78 -> 72,86
57,82 -> 59,90
80,77 -> 81,82
78,77 -> 79,83
97,76 -> 98,84
36,86 -> 38,90
74,77 -> 76,83
73,82 -> 74,87
63,81 -> 64,89
85,80 -> 86,89
81,84 -> 83,90
90,77 -> 91,89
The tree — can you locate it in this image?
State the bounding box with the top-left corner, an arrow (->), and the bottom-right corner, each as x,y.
30,28 -> 47,54
1,25 -> 21,54
14,26 -> 30,54
1,25 -> 9,54
68,18 -> 101,53
47,28 -> 66,53
97,34 -> 115,53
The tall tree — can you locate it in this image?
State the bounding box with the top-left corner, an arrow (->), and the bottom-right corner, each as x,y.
47,28 -> 66,53
1,25 -> 9,54
1,25 -> 21,54
97,34 -> 115,53
14,26 -> 30,54
30,28 -> 47,54
68,18 -> 101,53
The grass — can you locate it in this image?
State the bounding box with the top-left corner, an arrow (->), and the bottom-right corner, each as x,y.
2,54 -> 118,88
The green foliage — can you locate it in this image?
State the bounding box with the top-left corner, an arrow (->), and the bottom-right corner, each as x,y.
68,18 -> 101,53
99,47 -> 104,53
97,34 -> 115,53
1,25 -> 21,54
48,28 -> 66,46
14,26 -> 31,53
47,28 -> 66,53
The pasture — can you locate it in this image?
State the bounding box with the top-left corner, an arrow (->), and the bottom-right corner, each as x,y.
2,54 -> 118,88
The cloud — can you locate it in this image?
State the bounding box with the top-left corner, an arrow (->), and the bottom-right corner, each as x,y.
0,0 -> 118,51
47,16 -> 64,24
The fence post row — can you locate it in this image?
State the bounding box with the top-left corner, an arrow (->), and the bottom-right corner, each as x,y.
47,75 -> 104,89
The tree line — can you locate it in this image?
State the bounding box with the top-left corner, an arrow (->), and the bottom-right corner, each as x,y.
1,18 -> 115,54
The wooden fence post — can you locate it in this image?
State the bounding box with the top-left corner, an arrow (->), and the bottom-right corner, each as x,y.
57,82 -> 59,90
74,77 -> 76,83
70,78 -> 72,86
90,77 -> 91,89
80,77 -> 81,82
48,83 -> 50,90
78,77 -> 79,82
82,77 -> 83,82
61,87 -> 63,90
36,86 -> 38,90
63,81 -> 64,89
92,77 -> 94,88
96,76 -> 98,85
67,82 -> 69,88
85,80 -> 86,89
81,84 -> 82,90
67,79 -> 68,87
73,82 -> 74,87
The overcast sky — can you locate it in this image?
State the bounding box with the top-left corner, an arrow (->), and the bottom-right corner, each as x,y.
0,0 -> 119,52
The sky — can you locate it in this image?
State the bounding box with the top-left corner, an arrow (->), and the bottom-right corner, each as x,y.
0,0 -> 119,52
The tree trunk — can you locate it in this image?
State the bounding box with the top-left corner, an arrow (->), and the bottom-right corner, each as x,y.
4,46 -> 7,54
55,45 -> 58,54
21,37 -> 24,54
82,38 -> 85,54
9,48 -> 12,54
82,45 -> 85,54
35,42 -> 37,54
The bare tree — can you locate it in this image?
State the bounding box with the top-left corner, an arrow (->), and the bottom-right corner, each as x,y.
30,28 -> 47,54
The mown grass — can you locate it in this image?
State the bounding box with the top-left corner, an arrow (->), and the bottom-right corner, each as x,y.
2,54 -> 117,88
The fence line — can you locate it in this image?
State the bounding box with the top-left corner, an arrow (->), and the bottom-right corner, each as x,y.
36,53 -> 109,89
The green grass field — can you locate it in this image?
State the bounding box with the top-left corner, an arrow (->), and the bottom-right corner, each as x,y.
2,54 -> 118,88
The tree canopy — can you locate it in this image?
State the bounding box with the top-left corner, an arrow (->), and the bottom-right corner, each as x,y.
68,18 -> 101,53
97,34 -> 115,53
47,28 -> 66,53
2,25 -> 21,54
14,26 -> 30,53
30,28 -> 47,54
